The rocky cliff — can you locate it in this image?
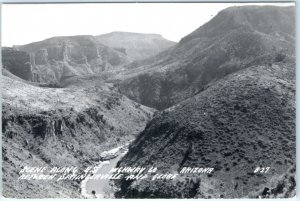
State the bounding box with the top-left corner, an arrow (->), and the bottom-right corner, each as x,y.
2,74 -> 155,198
14,35 -> 130,84
5,33 -> 175,85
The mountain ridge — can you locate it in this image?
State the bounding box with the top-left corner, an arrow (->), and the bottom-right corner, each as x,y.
117,5 -> 295,110
5,32 -> 175,84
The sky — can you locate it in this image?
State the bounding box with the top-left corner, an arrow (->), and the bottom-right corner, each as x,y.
1,2 -> 294,47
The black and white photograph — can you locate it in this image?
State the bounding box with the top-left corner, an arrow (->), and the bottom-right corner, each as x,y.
1,1 -> 296,199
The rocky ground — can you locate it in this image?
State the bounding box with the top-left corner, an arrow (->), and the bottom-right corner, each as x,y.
2,75 -> 154,198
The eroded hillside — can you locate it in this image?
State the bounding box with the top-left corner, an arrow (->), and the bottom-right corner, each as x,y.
15,35 -> 130,84
5,33 -> 175,85
2,75 -> 154,198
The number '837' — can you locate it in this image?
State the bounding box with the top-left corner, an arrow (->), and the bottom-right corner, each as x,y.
254,167 -> 270,173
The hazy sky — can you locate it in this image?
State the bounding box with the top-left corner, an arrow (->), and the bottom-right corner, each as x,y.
1,2 -> 294,47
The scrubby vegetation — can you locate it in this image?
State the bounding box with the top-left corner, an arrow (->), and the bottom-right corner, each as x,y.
115,62 -> 296,198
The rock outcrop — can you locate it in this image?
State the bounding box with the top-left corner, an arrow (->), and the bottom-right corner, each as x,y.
14,35 -> 130,84
2,75 -> 155,198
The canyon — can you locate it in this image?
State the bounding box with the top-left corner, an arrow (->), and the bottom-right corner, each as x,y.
2,5 -> 296,199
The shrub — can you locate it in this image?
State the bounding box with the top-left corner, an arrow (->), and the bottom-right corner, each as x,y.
275,53 -> 286,62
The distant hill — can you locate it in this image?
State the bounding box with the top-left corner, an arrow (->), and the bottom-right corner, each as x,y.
118,6 -> 295,110
3,32 -> 175,85
95,31 -> 176,61
13,35 -> 130,84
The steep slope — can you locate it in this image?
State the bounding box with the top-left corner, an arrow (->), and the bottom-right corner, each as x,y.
118,6 -> 295,110
95,31 -> 176,61
2,75 -> 154,198
115,61 -> 296,198
2,47 -> 33,80
15,35 -> 130,84
2,68 -> 28,82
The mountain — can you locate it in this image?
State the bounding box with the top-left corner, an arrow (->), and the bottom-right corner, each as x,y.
117,6 -> 295,110
2,74 -> 155,198
4,32 -> 175,85
115,62 -> 295,198
95,31 -> 176,61
113,5 -> 296,198
13,35 -> 130,84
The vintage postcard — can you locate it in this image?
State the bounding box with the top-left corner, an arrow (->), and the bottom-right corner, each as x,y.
1,1 -> 296,198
